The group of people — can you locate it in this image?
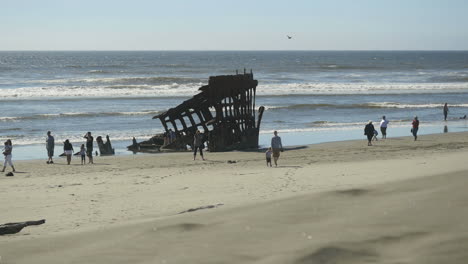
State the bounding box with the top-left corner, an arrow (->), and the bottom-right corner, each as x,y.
46,131 -> 95,166
163,129 -> 177,146
191,129 -> 284,168
364,103 -> 455,145
2,102 -> 460,172
364,116 -> 389,146
365,115 -> 420,145
1,131 -> 98,173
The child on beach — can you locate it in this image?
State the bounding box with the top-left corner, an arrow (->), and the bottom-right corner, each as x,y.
372,129 -> 379,141
80,144 -> 86,165
265,147 -> 272,167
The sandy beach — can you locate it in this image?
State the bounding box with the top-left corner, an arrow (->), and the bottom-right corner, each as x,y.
1,132 -> 468,263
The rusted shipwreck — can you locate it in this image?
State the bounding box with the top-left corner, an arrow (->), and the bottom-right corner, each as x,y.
131,72 -> 264,152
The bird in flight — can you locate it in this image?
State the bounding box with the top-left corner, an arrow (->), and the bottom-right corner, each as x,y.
287,35 -> 292,39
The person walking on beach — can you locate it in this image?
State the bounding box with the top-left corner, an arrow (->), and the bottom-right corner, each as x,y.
271,131 -> 283,167
364,121 -> 375,146
412,116 -> 419,141
63,139 -> 74,165
84,132 -> 94,164
380,116 -> 389,139
443,103 -> 449,121
193,130 -> 205,160
80,144 -> 86,165
46,131 -> 55,164
1,139 -> 15,172
265,147 -> 273,167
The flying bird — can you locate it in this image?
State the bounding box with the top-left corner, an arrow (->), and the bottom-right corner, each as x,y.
287,35 -> 292,39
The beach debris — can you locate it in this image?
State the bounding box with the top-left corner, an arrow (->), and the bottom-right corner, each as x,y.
131,71 -> 264,153
227,160 -> 237,164
335,188 -> 370,196
178,203 -> 224,214
5,172 -> 14,177
0,219 -> 46,235
96,135 -> 115,155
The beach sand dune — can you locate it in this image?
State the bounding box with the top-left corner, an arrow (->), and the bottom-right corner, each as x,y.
1,133 -> 468,263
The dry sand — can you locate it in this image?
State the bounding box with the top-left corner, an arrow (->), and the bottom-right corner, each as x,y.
1,132 -> 468,263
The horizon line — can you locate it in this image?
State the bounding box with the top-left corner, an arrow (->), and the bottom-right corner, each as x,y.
1,49 -> 468,52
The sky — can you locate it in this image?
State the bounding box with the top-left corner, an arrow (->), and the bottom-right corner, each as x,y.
1,0 -> 467,50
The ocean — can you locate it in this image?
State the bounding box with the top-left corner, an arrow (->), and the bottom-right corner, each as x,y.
1,51 -> 468,160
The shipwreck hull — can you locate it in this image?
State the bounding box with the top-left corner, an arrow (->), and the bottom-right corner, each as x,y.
153,72 -> 264,152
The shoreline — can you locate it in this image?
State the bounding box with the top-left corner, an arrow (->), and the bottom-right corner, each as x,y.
8,119 -> 468,161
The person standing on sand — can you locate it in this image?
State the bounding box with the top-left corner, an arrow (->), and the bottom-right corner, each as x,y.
169,129 -> 176,143
193,130 -> 205,160
364,121 -> 375,146
1,139 -> 15,172
46,131 -> 55,164
379,116 -> 389,139
265,147 -> 273,167
271,131 -> 283,167
80,144 -> 86,165
443,103 -> 449,121
63,139 -> 74,165
412,116 -> 419,141
84,132 -> 94,164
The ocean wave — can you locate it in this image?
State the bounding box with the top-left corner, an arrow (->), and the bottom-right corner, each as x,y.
0,84 -> 201,99
0,110 -> 161,122
318,64 -> 382,70
65,65 -> 83,68
256,82 -> 468,96
88,70 -> 112,74
265,102 -> 468,111
4,132 -> 160,146
429,75 -> 468,83
260,119 -> 460,135
367,102 -> 468,109
27,76 -> 203,85
305,120 -> 414,128
2,82 -> 468,100
0,127 -> 22,132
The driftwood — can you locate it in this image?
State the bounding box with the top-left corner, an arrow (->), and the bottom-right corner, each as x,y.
0,219 -> 46,235
178,204 -> 224,214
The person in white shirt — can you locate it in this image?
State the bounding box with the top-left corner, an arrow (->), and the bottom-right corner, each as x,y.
380,116 -> 389,139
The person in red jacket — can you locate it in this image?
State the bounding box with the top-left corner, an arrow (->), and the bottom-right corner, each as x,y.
412,116 -> 419,141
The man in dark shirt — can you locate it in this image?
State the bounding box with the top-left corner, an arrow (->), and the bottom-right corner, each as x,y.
46,131 -> 55,164
84,132 -> 94,164
364,121 -> 375,146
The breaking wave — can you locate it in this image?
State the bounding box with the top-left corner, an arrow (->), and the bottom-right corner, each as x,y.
26,76 -> 203,85
5,132 -> 159,146
0,110 -> 160,122
265,102 -> 468,111
256,82 -> 468,96
1,81 -> 468,100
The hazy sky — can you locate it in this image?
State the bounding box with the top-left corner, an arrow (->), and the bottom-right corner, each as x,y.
1,0 -> 467,50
